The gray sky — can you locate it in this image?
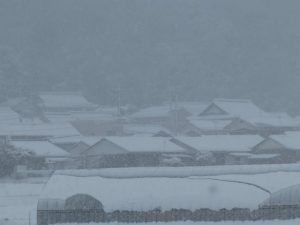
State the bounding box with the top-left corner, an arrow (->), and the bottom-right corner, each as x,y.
1,0 -> 300,113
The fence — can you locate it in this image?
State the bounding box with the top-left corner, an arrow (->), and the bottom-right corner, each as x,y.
37,206 -> 300,225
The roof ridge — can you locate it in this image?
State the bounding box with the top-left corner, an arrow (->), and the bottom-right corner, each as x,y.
213,98 -> 253,103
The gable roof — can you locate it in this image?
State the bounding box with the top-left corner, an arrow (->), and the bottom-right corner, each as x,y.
123,124 -> 171,136
269,132 -> 300,150
177,101 -> 208,117
130,105 -> 171,118
241,113 -> 297,128
172,135 -> 264,152
39,92 -> 97,109
10,140 -> 69,157
0,123 -> 80,138
51,136 -> 101,146
189,119 -> 232,131
200,99 -> 266,118
92,137 -> 186,153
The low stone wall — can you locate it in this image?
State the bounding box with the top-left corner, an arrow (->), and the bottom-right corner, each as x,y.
37,206 -> 300,225
37,208 -> 252,225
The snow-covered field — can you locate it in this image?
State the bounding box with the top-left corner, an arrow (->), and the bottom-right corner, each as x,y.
3,168 -> 300,225
0,178 -> 48,225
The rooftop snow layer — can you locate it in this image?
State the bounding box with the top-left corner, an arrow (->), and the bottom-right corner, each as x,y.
0,123 -> 80,137
94,137 -> 186,153
51,136 -> 101,146
173,135 -> 264,152
131,106 -> 171,118
189,119 -> 232,131
123,124 -> 170,136
269,132 -> 300,150
241,113 -> 297,128
10,140 -> 69,157
210,99 -> 266,117
39,92 -> 97,109
177,101 -> 208,117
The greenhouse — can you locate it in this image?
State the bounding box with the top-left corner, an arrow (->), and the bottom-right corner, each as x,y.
37,171 -> 269,225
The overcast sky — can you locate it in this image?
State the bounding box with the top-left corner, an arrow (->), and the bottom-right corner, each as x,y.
1,0 -> 300,113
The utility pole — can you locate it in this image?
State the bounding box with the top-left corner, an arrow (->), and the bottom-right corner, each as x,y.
117,84 -> 121,117
174,93 -> 179,136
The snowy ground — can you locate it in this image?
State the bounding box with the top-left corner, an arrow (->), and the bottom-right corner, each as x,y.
3,169 -> 300,225
0,178 -> 48,225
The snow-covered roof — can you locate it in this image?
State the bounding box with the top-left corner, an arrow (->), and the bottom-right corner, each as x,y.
39,174 -> 268,211
95,137 -> 186,153
123,124 -> 170,136
10,140 -> 69,158
189,119 -> 232,131
51,136 -> 101,146
229,153 -> 254,157
241,113 -> 297,128
44,112 -> 73,123
173,135 -> 264,152
249,154 -> 280,159
45,110 -> 118,123
0,123 -> 80,138
229,153 -> 279,159
202,99 -> 266,118
39,92 -> 97,109
199,99 -> 297,128
261,183 -> 300,207
95,106 -> 123,118
73,112 -> 115,121
131,106 -> 171,118
268,132 -> 300,150
177,101 -> 208,117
